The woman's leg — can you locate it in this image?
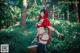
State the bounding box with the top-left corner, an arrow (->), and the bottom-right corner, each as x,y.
37,43 -> 46,53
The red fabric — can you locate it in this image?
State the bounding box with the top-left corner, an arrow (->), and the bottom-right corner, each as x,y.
37,10 -> 51,27
36,18 -> 51,28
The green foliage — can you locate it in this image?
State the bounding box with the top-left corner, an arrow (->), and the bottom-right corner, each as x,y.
0,2 -> 13,29
0,31 -> 30,53
0,19 -> 80,53
0,24 -> 36,53
47,20 -> 80,53
17,0 -> 22,8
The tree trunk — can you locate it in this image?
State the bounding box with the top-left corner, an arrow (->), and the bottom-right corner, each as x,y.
42,0 -> 46,8
75,0 -> 79,23
67,10 -> 69,21
78,0 -> 80,22
34,0 -> 37,5
21,0 -> 27,26
52,5 -> 55,19
64,11 -> 67,20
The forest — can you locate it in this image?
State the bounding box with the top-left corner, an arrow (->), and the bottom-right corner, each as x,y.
0,0 -> 80,53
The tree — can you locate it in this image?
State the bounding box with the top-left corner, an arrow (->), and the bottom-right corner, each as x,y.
42,0 -> 46,7
21,0 -> 27,26
78,0 -> 80,22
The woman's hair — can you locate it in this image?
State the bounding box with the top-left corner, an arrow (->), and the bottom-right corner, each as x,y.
40,9 -> 45,14
38,9 -> 45,22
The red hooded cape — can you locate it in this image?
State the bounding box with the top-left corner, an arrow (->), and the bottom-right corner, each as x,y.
37,10 -> 51,43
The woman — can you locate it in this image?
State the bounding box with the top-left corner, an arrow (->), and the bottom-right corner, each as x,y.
33,9 -> 64,53
36,9 -> 64,38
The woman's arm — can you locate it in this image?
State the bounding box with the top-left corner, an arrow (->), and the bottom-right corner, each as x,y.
47,26 -> 60,35
38,18 -> 44,24
36,18 -> 44,26
47,26 -> 64,37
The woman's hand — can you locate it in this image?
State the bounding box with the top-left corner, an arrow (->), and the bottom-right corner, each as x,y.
37,16 -> 39,18
36,23 -> 41,26
57,33 -> 64,38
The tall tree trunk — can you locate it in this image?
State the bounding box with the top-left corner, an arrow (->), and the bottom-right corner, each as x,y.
69,3 -> 74,21
75,0 -> 79,23
34,0 -> 37,5
52,5 -> 55,19
78,0 -> 80,22
42,0 -> 46,8
67,10 -> 69,21
64,11 -> 67,20
65,4 -> 69,21
21,0 -> 27,26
